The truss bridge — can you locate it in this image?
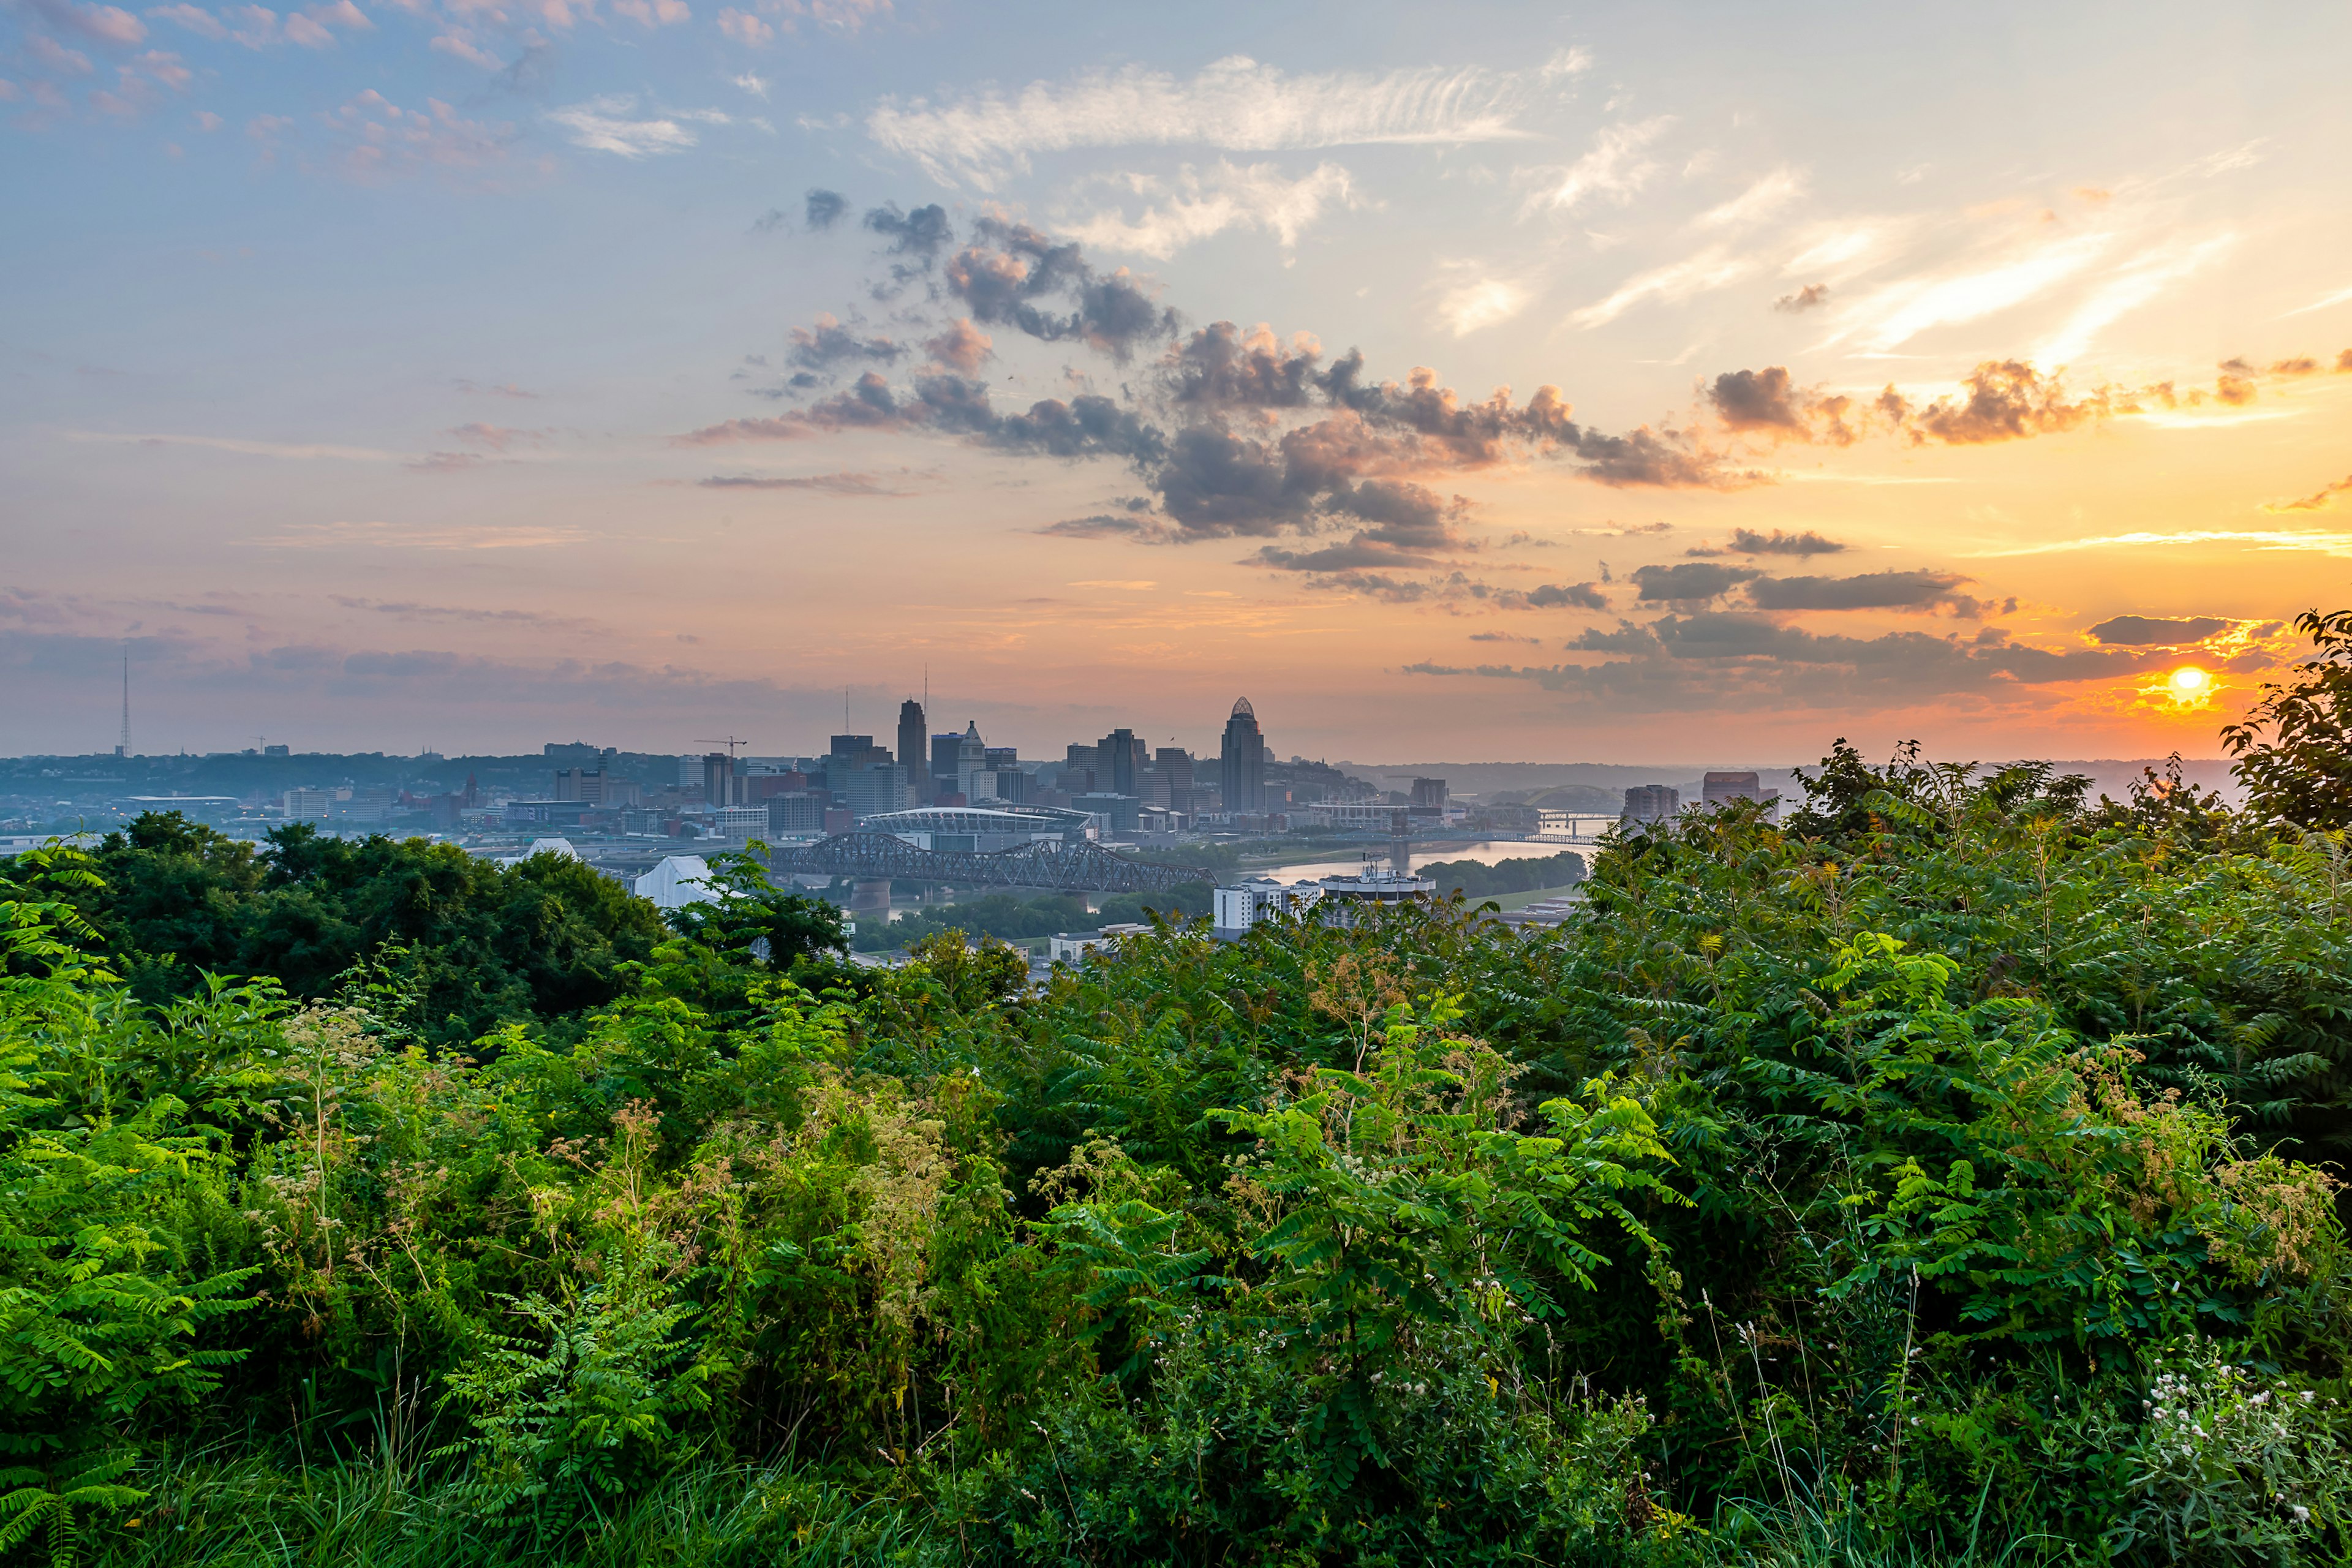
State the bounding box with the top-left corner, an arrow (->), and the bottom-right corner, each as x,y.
763,834 -> 1213,895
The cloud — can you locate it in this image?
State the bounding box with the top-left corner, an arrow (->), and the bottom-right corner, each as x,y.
70,429 -> 401,461
428,29 -> 502,69
28,0 -> 145,46
328,595 -> 603,630
2035,234 -> 2235,363
1470,631 -> 1543,643
1521,581 -> 1608,610
787,312 -> 903,371
1972,529 -> 2352,559
867,55 -> 1536,188
608,0 -> 690,24
1570,244 -> 1754,329
1745,568 -> 1985,616
1436,275 -> 1528,337
1883,360 -> 2108,445
1773,282 -> 1828,314
1253,478 -> 1473,571
546,95 -> 696,157
1698,527 -> 1847,557
1407,614 -> 2160,714
1061,159 -> 1363,257
1522,116 -> 1672,216
1707,366 -> 1856,443
2282,281 -> 2352,317
455,379 -> 535,398
2264,473 -> 2352,513
239,521 -> 590,548
1632,562 -> 1761,603
943,216 -> 1178,360
717,8 -> 771,45
1035,511 -> 1178,542
804,187 -> 847,228
326,91 -> 510,179
28,34 -> 93,71
145,3 -> 225,39
921,318 -> 992,374
2086,614 -> 2231,646
695,470 -> 921,496
447,421 -> 549,450
1692,166 -> 1803,230
1834,232 -> 2109,352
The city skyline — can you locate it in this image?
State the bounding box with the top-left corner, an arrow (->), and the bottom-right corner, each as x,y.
6,1 -> 2351,763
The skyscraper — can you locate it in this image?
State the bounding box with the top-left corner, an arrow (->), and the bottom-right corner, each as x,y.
1219,698 -> 1265,813
1098,727 -> 1145,797
955,720 -> 988,799
897,699 -> 930,799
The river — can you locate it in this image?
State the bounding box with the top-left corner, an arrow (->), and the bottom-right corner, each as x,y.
1252,839 -> 1584,883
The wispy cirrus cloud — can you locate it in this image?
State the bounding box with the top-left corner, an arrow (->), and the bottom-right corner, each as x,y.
68,429 -> 402,461
545,94 -> 698,157
1060,159 -> 1366,257
867,55 -> 1542,188
1519,116 -> 1672,216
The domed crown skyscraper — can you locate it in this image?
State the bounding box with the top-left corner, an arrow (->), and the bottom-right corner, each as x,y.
1219,697 -> 1266,813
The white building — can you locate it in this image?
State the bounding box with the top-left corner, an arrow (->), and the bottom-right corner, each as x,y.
635,854 -> 715,909
710,805 -> 768,841
1213,876 -> 1323,934
283,788 -> 333,821
1047,923 -> 1153,964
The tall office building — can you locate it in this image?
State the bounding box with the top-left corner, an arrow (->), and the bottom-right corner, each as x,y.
897,700 -> 930,799
930,734 -> 963,799
1219,698 -> 1266,813
703,752 -> 736,807
1098,728 -> 1146,797
1153,747 -> 1194,811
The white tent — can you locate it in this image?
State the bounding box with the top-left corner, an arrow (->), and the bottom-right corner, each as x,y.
498,837 -> 581,867
635,855 -> 715,909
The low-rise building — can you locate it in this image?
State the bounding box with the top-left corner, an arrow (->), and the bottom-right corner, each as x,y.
1046,923 -> 1153,964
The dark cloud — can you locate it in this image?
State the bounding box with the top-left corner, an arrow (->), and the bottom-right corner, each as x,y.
2085,614 -> 2231,646
1724,527 -> 1845,557
1708,366 -> 1858,445
987,394 -> 1168,462
943,217 -> 1178,361
1773,284 -> 1828,314
863,201 -> 950,255
1524,581 -> 1608,610
1163,322 -> 1325,409
1254,482 -> 1471,573
787,315 -> 903,371
1632,562 -> 1763,603
1035,513 -> 1176,542
1470,631 -> 1542,644
1746,569 -> 1985,616
1407,614 -> 2163,714
805,189 -> 848,230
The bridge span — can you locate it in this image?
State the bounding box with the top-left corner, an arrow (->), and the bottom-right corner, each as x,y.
762,833 -> 1214,895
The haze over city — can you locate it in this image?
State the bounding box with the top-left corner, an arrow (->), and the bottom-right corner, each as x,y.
7,0 -> 2351,765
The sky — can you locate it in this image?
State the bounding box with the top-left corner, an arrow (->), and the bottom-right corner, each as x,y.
6,0 -> 2351,767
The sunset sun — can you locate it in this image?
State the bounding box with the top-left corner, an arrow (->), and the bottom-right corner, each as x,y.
2169,666 -> 2214,699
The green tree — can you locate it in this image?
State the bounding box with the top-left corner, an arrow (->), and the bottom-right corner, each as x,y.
2223,607 -> 2352,829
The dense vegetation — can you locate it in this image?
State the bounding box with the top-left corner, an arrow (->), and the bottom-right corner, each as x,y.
4,623 -> 2352,1567
1417,849 -> 1588,899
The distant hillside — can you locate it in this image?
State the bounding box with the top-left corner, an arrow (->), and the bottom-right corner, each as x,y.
1340,757 -> 2242,807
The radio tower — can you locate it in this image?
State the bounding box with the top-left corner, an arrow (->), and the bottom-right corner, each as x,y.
115,643 -> 130,758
